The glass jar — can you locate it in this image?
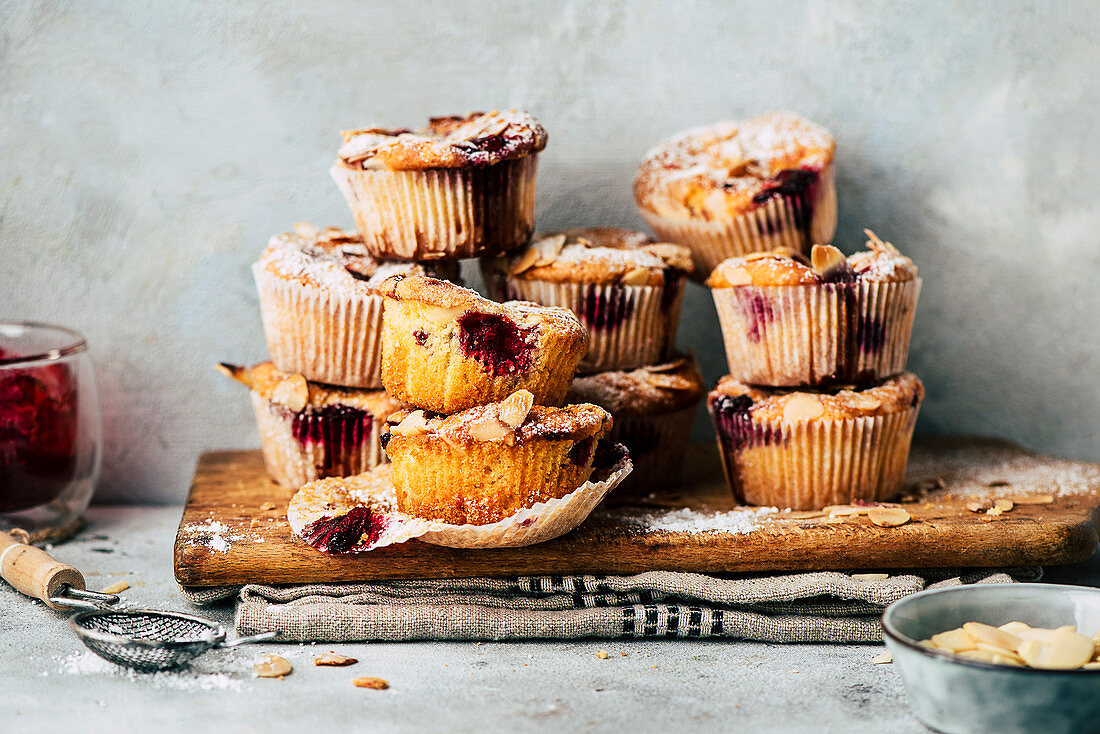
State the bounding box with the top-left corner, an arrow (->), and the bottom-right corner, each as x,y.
0,322 -> 101,541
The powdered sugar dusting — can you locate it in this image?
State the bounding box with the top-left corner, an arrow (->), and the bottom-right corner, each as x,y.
906,441 -> 1100,500
179,516 -> 273,555
57,650 -> 247,691
624,506 -> 780,534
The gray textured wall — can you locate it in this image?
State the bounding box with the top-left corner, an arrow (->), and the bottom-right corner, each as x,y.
2,1 -> 1097,503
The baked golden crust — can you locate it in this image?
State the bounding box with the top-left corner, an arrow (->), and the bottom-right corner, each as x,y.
383,393 -> 613,525
216,361 -> 404,415
257,222 -> 459,293
566,354 -> 706,416
384,393 -> 612,448
635,112 -> 835,220
336,110 -> 547,171
706,231 -> 918,288
710,372 -> 924,422
483,228 -> 694,286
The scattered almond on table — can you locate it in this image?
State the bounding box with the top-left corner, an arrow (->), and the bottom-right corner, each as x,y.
314,652 -> 358,666
353,676 -> 389,689
260,501 -> 277,511
871,652 -> 892,664
99,581 -> 129,594
254,654 -> 293,678
919,621 -> 1100,670
867,508 -> 911,527
596,650 -> 609,659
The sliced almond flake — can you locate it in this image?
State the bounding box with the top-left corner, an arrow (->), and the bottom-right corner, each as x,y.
867,508 -> 911,527
825,505 -> 868,517
871,652 -> 892,664
315,652 -> 358,667
510,247 -> 540,275
965,501 -> 988,513
993,499 -> 1014,512
255,655 -> 293,678
352,676 -> 389,689
851,573 -> 889,581
1010,495 -> 1054,505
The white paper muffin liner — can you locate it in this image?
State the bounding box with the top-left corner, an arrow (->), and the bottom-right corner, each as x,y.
640,163 -> 837,281
286,447 -> 632,552
710,405 -> 919,510
330,156 -> 538,261
610,404 -> 698,494
251,392 -> 388,490
253,263 -> 385,389
488,277 -> 684,372
711,279 -> 921,386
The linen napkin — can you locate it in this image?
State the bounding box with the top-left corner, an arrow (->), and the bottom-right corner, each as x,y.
181,566 -> 1040,643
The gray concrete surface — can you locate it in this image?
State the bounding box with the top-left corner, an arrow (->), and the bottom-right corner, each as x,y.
2,505 -> 1099,733
2,1 -> 1099,504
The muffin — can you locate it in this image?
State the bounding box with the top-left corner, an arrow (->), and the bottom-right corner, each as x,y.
252,222 -> 459,388
566,354 -> 706,493
706,231 -> 921,386
378,274 -> 588,414
481,228 -> 693,372
381,389 -> 614,525
217,362 -> 402,490
634,112 -> 837,280
286,440 -> 633,552
707,372 -> 924,510
330,110 -> 547,261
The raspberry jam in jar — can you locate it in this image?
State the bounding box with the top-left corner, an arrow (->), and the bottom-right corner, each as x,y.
0,323 -> 100,539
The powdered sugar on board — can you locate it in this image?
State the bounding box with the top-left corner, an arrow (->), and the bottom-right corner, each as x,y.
906,441 -> 1100,501
178,516 -> 274,554
618,506 -> 781,535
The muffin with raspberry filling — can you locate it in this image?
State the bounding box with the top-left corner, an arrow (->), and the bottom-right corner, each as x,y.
378,274 -> 587,414
706,231 -> 920,386
381,389 -> 614,525
331,110 -> 547,260
481,228 -> 693,372
217,362 -> 402,489
708,372 -> 923,509
634,112 -> 836,280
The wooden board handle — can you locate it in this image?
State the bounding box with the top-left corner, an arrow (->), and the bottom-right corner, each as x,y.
0,531 -> 85,610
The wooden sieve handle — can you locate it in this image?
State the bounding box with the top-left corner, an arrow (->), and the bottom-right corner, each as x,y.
0,531 -> 86,610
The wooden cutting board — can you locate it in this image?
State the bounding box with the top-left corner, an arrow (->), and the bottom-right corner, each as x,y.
174,436 -> 1100,587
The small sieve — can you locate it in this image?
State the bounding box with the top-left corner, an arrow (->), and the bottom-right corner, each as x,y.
1,530 -> 275,671
69,608 -> 275,672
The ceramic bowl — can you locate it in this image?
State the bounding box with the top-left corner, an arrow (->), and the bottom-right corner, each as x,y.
882,583 -> 1100,734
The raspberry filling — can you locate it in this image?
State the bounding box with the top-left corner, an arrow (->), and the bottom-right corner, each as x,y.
709,394 -> 779,452
659,268 -> 685,313
738,290 -> 775,343
568,437 -> 596,467
579,286 -> 635,331
0,354 -> 79,513
413,329 -> 429,346
290,404 -> 373,472
457,312 -> 535,376
751,168 -> 820,242
857,315 -> 887,355
301,506 -> 389,555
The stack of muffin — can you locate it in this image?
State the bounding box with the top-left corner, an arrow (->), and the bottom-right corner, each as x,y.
218,111 -> 550,492
222,110 -> 648,549
632,112 -> 924,510
222,109 -> 708,505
